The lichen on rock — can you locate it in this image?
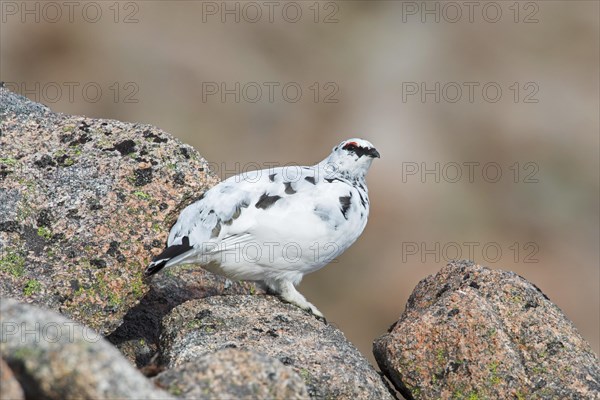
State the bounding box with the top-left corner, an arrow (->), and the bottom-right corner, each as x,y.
373,260 -> 600,400
0,87 -> 222,334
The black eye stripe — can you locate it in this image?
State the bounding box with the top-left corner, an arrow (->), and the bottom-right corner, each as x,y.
342,144 -> 378,158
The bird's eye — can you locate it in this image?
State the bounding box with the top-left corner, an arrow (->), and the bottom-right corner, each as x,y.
344,144 -> 357,151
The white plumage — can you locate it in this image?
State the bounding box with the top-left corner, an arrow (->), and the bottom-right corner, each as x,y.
145,138 -> 379,319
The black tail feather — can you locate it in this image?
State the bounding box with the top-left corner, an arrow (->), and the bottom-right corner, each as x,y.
144,260 -> 168,277
144,236 -> 192,277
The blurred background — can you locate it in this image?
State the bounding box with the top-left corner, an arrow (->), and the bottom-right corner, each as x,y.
1,1 -> 598,363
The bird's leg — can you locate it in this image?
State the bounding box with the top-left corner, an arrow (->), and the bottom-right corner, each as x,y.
265,279 -> 326,323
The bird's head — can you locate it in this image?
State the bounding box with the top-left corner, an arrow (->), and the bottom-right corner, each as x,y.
322,138 -> 380,179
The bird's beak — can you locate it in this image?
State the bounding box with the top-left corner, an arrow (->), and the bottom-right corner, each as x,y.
367,148 -> 381,158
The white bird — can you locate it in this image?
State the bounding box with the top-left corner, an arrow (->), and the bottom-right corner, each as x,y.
145,138 -> 380,320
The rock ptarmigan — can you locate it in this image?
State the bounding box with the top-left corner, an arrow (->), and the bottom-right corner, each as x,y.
145,138 -> 379,320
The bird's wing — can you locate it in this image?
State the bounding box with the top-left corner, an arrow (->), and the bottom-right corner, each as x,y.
164,165 -> 364,267
166,176 -> 254,247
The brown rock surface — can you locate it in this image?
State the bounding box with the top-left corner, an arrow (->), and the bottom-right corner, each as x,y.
159,295 -> 396,399
153,348 -> 309,399
0,87 -> 260,339
373,260 -> 600,400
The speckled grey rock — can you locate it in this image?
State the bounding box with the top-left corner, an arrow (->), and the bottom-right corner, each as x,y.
0,87 -> 257,340
0,85 -> 49,118
0,297 -> 173,400
153,348 -> 309,399
0,357 -> 24,400
159,295 -> 396,400
107,268 -> 262,368
373,260 -> 600,400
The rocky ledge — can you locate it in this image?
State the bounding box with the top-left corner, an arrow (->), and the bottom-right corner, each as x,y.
1,89 -> 598,399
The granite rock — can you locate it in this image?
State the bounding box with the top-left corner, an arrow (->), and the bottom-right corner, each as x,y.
107,268 -> 260,367
373,260 -> 600,400
153,348 -> 309,399
159,295 -> 396,400
0,297 -> 173,400
0,87 -> 258,338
